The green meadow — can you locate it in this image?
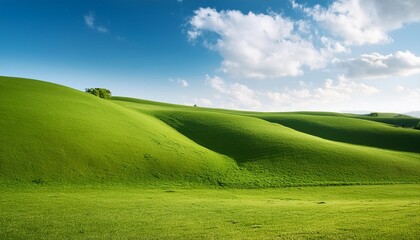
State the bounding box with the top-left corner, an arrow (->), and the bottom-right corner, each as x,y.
1,185 -> 419,239
1,76 -> 420,239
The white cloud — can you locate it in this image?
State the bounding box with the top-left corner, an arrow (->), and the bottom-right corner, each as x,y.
300,0 -> 420,45
188,8 -> 338,79
267,75 -> 378,107
187,30 -> 200,41
84,13 -> 95,29
96,26 -> 108,33
183,2 -> 419,112
84,12 -> 108,33
204,75 -> 378,111
320,36 -> 349,53
199,75 -> 418,112
314,75 -> 378,99
206,75 -> 227,93
206,75 -> 261,109
338,51 -> 420,79
187,2 -> 420,81
230,83 -> 261,108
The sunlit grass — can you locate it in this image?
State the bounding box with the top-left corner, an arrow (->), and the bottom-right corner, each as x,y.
1,184 -> 419,239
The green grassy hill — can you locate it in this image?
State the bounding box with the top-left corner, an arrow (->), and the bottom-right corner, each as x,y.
0,76 -> 235,185
1,76 -> 419,186
245,113 -> 420,153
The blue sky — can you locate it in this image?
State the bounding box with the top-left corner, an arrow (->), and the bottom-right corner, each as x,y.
1,0 -> 420,112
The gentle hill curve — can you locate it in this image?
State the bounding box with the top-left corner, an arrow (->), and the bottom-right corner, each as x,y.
153,110 -> 420,186
271,111 -> 420,128
0,76 -> 236,185
246,113 -> 420,153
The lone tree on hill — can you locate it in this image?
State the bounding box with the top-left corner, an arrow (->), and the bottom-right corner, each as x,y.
85,88 -> 112,99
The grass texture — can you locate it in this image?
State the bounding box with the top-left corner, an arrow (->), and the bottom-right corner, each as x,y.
0,184 -> 419,239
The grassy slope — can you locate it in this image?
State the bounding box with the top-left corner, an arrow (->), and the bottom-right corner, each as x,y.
152,110 -> 420,186
246,113 -> 420,153
1,76 -> 420,186
114,98 -> 420,186
0,76 -> 235,185
1,185 -> 419,239
271,111 -> 420,128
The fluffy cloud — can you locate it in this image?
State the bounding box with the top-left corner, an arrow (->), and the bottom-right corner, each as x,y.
230,83 -> 261,108
207,75 -> 227,93
267,75 -> 378,107
84,13 -> 95,29
206,75 -> 261,109
187,2 -> 420,82
84,12 -> 108,33
338,51 -> 420,79
314,76 -> 378,99
298,0 -> 420,45
188,8 -> 339,79
203,75 -> 396,112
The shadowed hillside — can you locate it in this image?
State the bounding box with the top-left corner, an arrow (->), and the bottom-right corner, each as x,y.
154,110 -> 420,186
245,113 -> 420,153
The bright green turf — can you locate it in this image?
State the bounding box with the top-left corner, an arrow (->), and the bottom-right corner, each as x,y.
246,113 -> 420,153
1,76 -> 420,186
152,110 -> 420,186
0,76 -> 236,185
267,111 -> 420,128
0,184 -> 419,239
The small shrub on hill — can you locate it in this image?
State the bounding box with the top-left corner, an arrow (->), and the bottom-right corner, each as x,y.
85,88 -> 112,99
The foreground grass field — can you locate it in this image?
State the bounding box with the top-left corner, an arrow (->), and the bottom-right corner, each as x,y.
1,184 -> 419,239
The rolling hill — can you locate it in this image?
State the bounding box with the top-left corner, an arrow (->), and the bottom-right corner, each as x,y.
0,76 -> 236,185
245,113 -> 420,153
1,76 -> 419,187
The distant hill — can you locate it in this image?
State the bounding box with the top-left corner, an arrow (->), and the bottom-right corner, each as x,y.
1,76 -> 419,187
